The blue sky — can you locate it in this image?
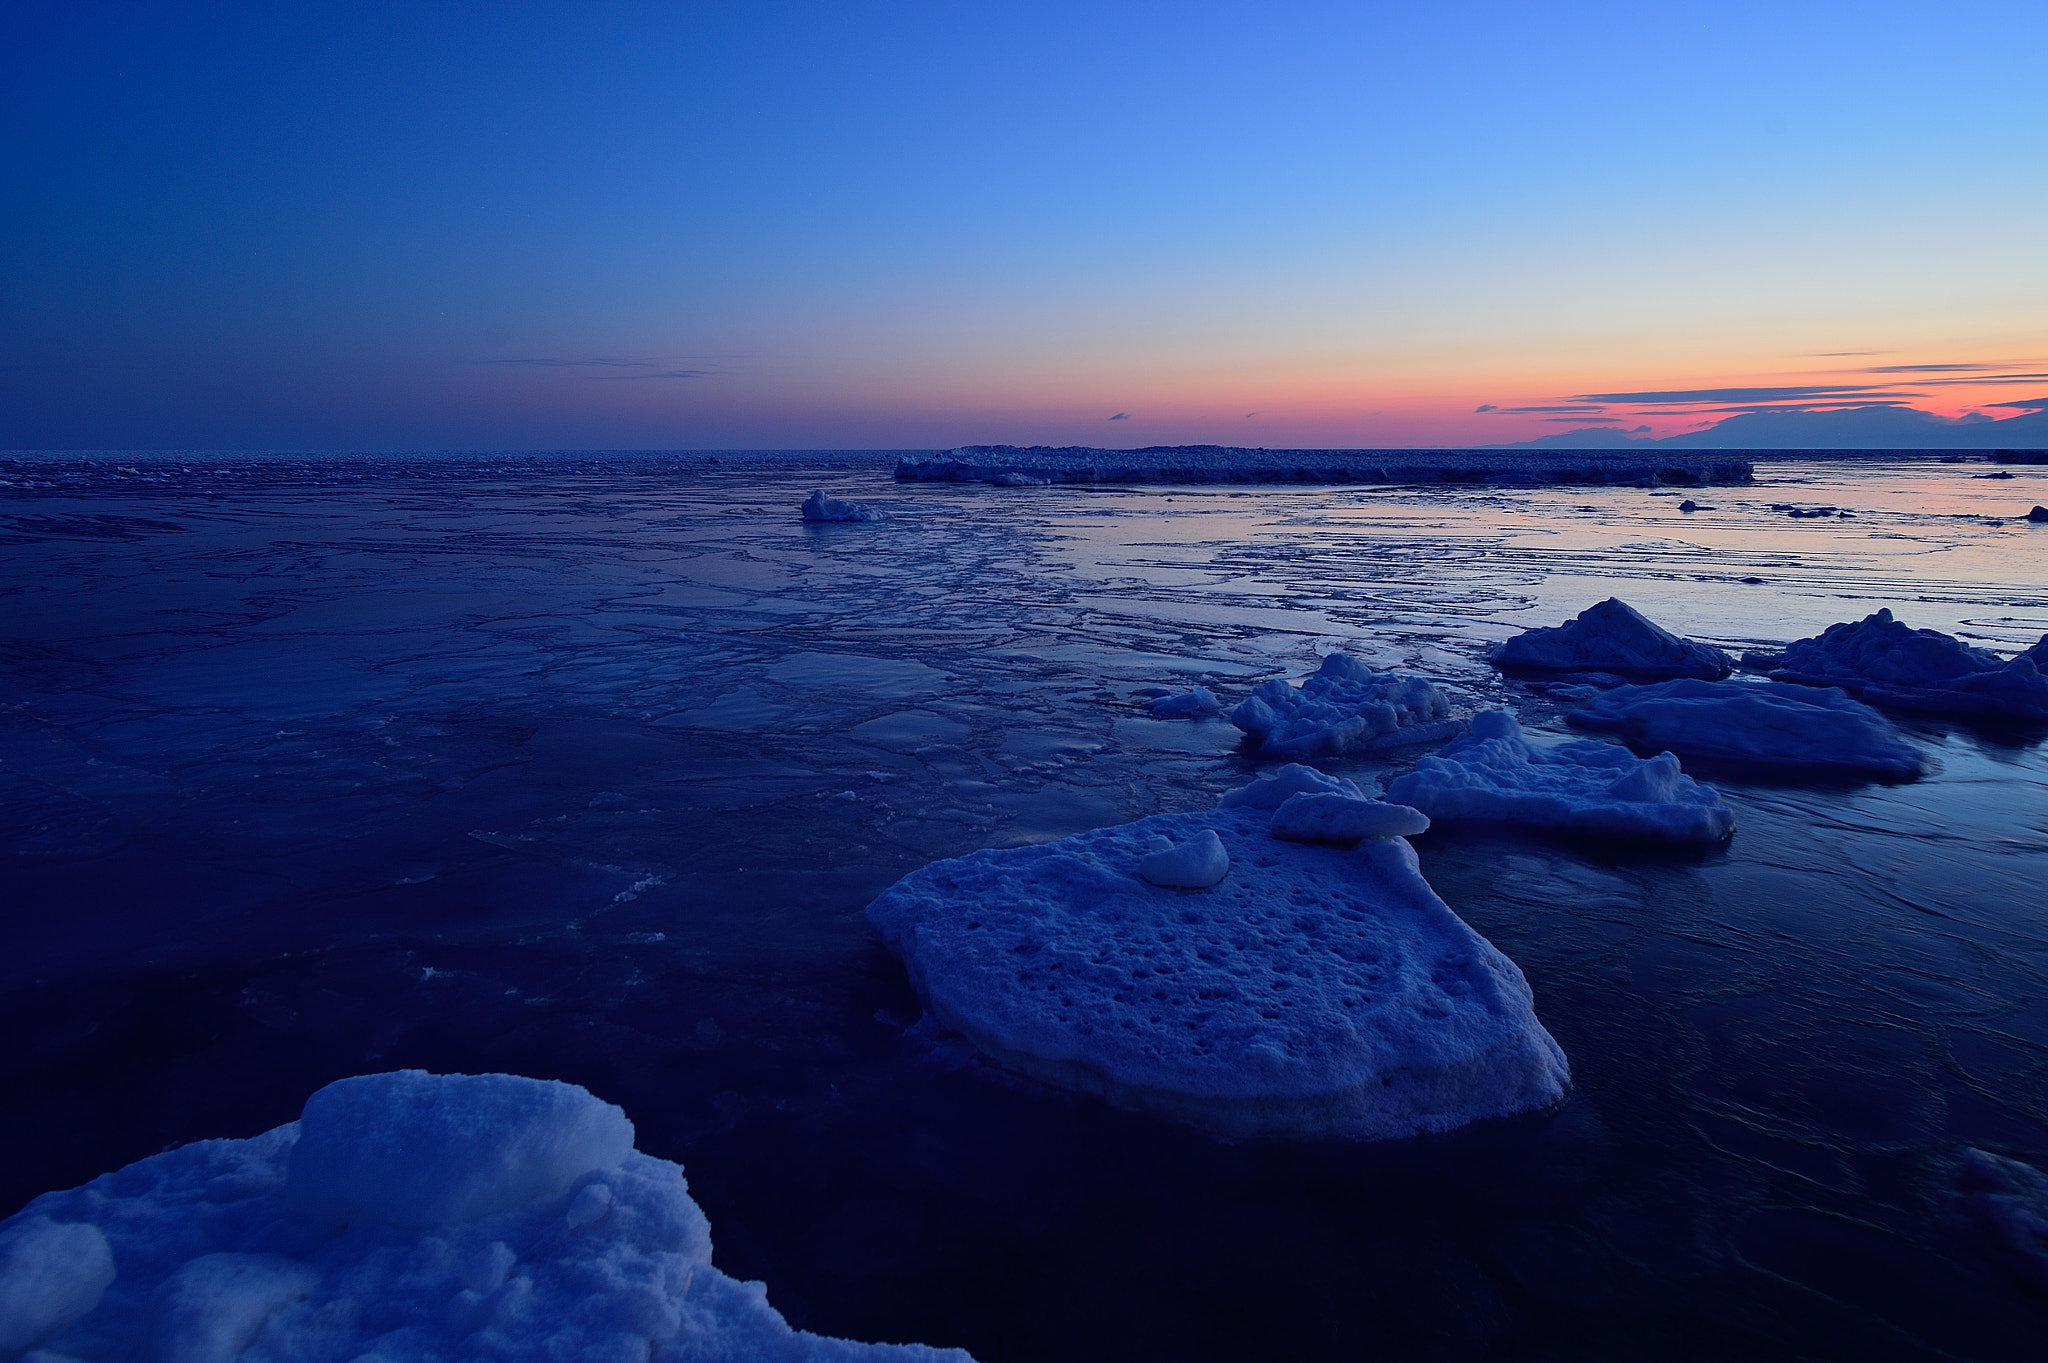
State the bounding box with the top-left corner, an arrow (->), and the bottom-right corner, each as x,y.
4,2 -> 2044,449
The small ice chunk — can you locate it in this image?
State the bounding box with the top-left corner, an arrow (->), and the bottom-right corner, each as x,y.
1742,608 -> 2048,723
2028,505 -> 2048,523
0,1218 -> 115,1353
1147,686 -> 1221,718
564,1180 -> 614,1228
152,1253 -> 319,1363
800,489 -> 884,522
285,1070 -> 635,1226
1267,793 -> 1429,843
1217,762 -> 1369,809
1565,679 -> 1923,782
1489,598 -> 1732,681
866,809 -> 1568,1141
1230,654 -> 1454,760
1138,829 -> 1230,888
1387,709 -> 1734,844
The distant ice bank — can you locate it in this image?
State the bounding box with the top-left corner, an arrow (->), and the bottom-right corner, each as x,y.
0,1070 -> 972,1363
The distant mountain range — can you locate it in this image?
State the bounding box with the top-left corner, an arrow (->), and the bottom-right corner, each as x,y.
1497,403 -> 2048,450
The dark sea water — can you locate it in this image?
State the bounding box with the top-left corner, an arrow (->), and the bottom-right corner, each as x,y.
4,452 -> 2047,1361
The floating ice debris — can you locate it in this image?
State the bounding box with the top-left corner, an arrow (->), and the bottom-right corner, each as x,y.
1138,828 -> 1230,888
1147,686 -> 1221,718
1677,499 -> 1700,512
800,488 -> 884,522
1267,792 -> 1430,844
1956,1147 -> 2048,1290
2029,505 -> 2048,522
1489,598 -> 1733,681
1216,762 -> 1372,808
1565,679 -> 1924,782
1386,710 -> 1734,844
866,808 -> 1568,1141
1231,654 -> 1460,760
1743,609 -> 2048,723
0,1071 -> 973,1363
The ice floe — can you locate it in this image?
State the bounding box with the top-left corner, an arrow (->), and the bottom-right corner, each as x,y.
1743,609 -> 2048,723
1489,598 -> 1732,681
0,1070 -> 972,1363
1386,710 -> 1734,844
1146,686 -> 1221,718
800,489 -> 884,522
866,805 -> 1569,1142
1231,654 -> 1461,760
1564,679 -> 1924,782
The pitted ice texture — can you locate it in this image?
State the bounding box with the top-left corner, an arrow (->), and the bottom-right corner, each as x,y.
1489,598 -> 1733,680
1387,709 -> 1734,843
866,806 -> 1568,1142
1231,654 -> 1460,760
1749,609 -> 2048,722
1566,679 -> 1923,782
1,1072 -> 974,1363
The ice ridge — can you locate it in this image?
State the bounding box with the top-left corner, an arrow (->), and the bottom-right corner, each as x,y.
1489,598 -> 1733,681
895,446 -> 1753,488
1742,609 -> 2048,723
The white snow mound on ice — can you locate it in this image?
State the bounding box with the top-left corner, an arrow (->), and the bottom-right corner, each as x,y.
1231,654 -> 1461,760
801,489 -> 885,522
0,1071 -> 972,1363
1565,679 -> 1924,782
1746,609 -> 2048,722
1216,763 -> 1372,809
865,806 -> 1568,1141
1489,598 -> 1732,680
1138,829 -> 1230,888
1386,710 -> 1734,844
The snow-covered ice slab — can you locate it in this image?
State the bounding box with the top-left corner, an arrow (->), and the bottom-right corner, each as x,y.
0,1070 -> 972,1363
1744,609 -> 2048,723
1386,710 -> 1734,844
1147,686 -> 1221,718
1565,679 -> 1924,782
866,807 -> 1568,1142
1489,598 -> 1732,681
1232,654 -> 1462,760
801,489 -> 885,522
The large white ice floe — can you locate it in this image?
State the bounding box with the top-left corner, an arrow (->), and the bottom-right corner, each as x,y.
0,1070 -> 973,1363
1385,710 -> 1734,844
1564,679 -> 1924,782
1231,654 -> 1462,760
1489,598 -> 1733,681
800,489 -> 885,522
865,804 -> 1568,1142
1744,609 -> 2048,723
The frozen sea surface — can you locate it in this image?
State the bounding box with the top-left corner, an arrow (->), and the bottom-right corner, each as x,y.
4,451 -> 2048,1360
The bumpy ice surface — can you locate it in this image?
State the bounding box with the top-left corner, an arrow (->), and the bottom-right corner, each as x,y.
1489,598 -> 1733,681
801,489 -> 885,523
1231,653 -> 1461,760
0,1071 -> 971,1363
1386,710 -> 1735,844
1566,679 -> 1925,782
1746,608 -> 2048,723
865,806 -> 1569,1142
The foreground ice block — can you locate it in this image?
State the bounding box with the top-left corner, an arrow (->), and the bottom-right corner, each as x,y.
1744,609 -> 2048,723
1386,710 -> 1734,844
1565,679 -> 1924,782
866,807 -> 1568,1141
0,1071 -> 973,1363
1231,653 -> 1461,760
801,488 -> 885,522
1489,598 -> 1733,681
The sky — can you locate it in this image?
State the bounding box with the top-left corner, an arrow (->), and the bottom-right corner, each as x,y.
3,1 -> 2045,451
